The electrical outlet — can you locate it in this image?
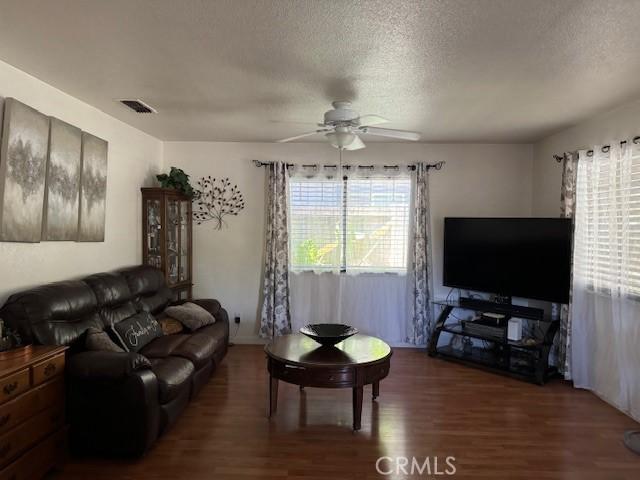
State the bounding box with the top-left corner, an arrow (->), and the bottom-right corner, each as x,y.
234,315 -> 241,324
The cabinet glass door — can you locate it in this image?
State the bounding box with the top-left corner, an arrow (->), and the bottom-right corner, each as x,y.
179,200 -> 190,283
166,199 -> 180,285
146,199 -> 162,268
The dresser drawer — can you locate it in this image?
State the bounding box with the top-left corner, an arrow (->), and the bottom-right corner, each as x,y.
0,404 -> 64,469
31,354 -> 65,387
0,379 -> 64,436
0,427 -> 67,480
0,371 -> 30,406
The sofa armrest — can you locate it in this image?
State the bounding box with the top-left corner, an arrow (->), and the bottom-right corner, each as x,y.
191,298 -> 221,316
68,351 -> 152,381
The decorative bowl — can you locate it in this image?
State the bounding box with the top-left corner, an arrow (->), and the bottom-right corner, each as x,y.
300,324 -> 358,347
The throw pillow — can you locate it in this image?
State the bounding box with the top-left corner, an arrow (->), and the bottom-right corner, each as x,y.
85,327 -> 125,353
158,315 -> 184,335
110,312 -> 163,352
164,302 -> 215,332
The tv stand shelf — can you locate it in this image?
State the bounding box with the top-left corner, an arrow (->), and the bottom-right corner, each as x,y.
428,300 -> 559,385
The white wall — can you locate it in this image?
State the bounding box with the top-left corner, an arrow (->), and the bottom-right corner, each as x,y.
0,60 -> 163,302
532,98 -> 640,215
164,142 -> 533,343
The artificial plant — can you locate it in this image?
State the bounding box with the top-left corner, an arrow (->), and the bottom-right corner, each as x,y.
156,167 -> 195,197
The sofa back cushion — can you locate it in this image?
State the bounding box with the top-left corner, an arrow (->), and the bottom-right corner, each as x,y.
0,281 -> 101,348
83,272 -> 136,328
118,266 -> 173,314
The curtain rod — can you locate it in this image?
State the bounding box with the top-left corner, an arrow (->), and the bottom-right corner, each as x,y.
553,136 -> 640,162
252,160 -> 445,171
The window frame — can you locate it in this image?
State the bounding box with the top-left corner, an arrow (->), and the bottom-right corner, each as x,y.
574,144 -> 640,300
288,174 -> 412,275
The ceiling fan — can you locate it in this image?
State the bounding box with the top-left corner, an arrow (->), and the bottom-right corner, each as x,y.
276,101 -> 420,150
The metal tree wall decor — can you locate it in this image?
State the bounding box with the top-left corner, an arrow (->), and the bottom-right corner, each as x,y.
193,176 -> 245,229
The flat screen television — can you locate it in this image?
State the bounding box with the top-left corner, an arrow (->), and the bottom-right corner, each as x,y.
443,217 -> 572,303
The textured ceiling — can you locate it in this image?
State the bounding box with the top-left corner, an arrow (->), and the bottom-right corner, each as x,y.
1,0 -> 640,142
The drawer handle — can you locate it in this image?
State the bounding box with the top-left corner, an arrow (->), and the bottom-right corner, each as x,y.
0,442 -> 11,458
2,382 -> 17,396
0,414 -> 10,427
328,375 -> 335,380
44,362 -> 57,376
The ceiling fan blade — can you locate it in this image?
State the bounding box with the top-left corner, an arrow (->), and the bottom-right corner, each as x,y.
344,136 -> 366,150
359,126 -> 420,141
276,129 -> 329,143
357,114 -> 389,126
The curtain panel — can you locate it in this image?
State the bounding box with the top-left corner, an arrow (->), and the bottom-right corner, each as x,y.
553,152 -> 578,380
407,163 -> 433,345
571,142 -> 640,421
259,161 -> 292,338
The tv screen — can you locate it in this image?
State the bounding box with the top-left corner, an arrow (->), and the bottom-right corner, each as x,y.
443,217 -> 572,303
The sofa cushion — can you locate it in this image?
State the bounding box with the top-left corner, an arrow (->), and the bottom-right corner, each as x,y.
85,327 -> 124,352
0,280 -> 101,348
140,334 -> 190,359
110,312 -> 163,352
148,356 -> 194,403
118,266 -> 174,314
171,333 -> 218,369
165,302 -> 215,332
83,272 -> 138,328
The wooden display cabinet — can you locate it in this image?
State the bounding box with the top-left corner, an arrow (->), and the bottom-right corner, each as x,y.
141,188 -> 193,300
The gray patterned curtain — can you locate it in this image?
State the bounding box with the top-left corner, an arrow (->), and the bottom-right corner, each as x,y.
259,161 -> 291,338
553,152 -> 578,379
407,163 -> 433,345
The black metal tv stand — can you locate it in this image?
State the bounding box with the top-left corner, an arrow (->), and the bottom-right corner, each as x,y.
427,299 -> 559,385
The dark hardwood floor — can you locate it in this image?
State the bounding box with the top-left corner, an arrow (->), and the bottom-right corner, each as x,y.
51,345 -> 640,479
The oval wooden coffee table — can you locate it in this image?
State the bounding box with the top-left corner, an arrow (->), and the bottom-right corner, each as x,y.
265,333 -> 392,431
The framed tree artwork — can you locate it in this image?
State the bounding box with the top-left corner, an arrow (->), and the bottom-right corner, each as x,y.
0,98 -> 50,242
42,118 -> 82,241
78,132 -> 108,242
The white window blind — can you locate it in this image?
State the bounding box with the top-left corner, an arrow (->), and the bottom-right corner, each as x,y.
289,176 -> 411,273
574,144 -> 640,297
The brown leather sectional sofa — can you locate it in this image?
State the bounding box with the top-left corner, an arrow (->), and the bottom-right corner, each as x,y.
0,265 -> 229,457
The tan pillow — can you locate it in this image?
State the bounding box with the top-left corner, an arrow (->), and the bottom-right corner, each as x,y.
165,302 -> 215,331
158,316 -> 184,335
85,327 -> 125,352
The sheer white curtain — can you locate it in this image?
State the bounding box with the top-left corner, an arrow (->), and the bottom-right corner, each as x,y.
288,164 -> 414,345
571,141 -> 640,421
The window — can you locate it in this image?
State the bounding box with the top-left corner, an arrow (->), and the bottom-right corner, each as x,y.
289,176 -> 411,273
574,144 -> 640,297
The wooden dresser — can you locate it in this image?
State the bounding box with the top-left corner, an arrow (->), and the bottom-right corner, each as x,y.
0,346 -> 67,480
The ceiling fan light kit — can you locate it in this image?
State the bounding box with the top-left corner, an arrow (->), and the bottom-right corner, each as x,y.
276,101 -> 420,150
326,126 -> 356,149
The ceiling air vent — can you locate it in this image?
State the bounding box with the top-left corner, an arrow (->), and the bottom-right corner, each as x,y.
119,99 -> 157,114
